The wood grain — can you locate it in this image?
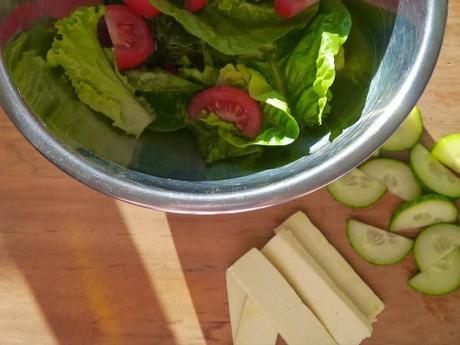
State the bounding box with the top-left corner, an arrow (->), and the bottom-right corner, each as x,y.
1,2 -> 460,345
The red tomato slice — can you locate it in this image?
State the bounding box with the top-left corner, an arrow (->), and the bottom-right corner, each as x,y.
185,0 -> 208,12
274,0 -> 319,18
105,5 -> 154,71
189,86 -> 263,138
124,0 -> 161,18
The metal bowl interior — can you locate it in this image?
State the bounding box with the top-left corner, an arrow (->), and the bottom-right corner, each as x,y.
0,0 -> 448,214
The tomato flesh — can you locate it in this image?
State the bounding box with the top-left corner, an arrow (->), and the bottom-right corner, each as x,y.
274,0 -> 319,18
105,5 -> 154,71
185,0 -> 208,12
124,0 -> 161,18
189,86 -> 262,138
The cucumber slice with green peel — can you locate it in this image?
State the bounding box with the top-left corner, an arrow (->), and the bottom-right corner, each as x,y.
347,220 -> 413,266
414,223 -> 460,271
389,194 -> 458,232
432,133 -> 460,174
381,107 -> 424,151
327,168 -> 387,208
409,249 -> 460,296
410,143 -> 460,198
361,159 -> 421,201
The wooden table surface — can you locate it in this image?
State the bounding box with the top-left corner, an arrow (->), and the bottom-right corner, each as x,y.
1,2 -> 460,345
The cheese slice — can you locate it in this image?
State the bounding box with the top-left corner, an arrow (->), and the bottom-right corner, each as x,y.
235,299 -> 278,345
226,271 -> 247,342
227,272 -> 278,345
276,211 -> 384,321
262,230 -> 372,345
228,248 -> 337,345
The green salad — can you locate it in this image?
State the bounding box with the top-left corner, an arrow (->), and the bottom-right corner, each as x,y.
4,0 -> 351,163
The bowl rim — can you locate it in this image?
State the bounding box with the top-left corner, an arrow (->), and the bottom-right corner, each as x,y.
0,0 -> 448,214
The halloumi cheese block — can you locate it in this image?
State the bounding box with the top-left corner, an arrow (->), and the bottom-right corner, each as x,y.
235,299 -> 278,345
276,211 -> 384,321
227,272 -> 278,345
262,230 -> 372,345
226,271 -> 247,342
228,248 -> 337,345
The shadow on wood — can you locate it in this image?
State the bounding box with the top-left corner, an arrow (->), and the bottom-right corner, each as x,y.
0,176 -> 176,345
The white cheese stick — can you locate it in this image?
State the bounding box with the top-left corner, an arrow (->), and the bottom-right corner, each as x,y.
227,272 -> 278,345
235,299 -> 278,345
228,248 -> 337,345
275,211 -> 384,321
226,271 -> 247,342
262,230 -> 372,345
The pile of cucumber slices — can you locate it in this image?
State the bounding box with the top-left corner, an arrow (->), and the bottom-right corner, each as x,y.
327,107 -> 460,296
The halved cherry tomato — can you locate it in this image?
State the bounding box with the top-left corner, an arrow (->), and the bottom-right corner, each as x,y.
105,5 -> 154,71
274,0 -> 319,18
185,0 -> 208,12
124,0 -> 161,18
98,17 -> 113,48
189,86 -> 262,138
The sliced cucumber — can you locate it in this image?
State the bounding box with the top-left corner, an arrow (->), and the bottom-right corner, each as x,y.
414,223 -> 460,271
409,249 -> 460,296
432,133 -> 460,174
410,143 -> 460,198
389,194 -> 458,232
361,159 -> 421,201
327,168 -> 387,208
347,219 -> 413,266
381,107 -> 424,151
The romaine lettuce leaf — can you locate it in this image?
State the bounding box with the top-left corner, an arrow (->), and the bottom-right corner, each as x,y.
188,119 -> 262,163
47,6 -> 154,137
214,64 -> 299,147
285,0 -> 351,126
248,0 -> 351,127
188,63 -> 299,162
3,18 -> 55,70
10,51 -> 137,166
147,0 -> 318,55
140,91 -> 191,132
126,68 -> 204,93
125,69 -> 204,132
178,66 -> 219,86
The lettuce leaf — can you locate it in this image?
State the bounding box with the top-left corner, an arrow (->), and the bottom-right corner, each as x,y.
188,64 -> 299,162
147,0 -> 318,55
178,65 -> 219,86
47,6 -> 154,137
125,68 -> 204,93
285,0 -> 351,126
249,0 -> 351,127
140,91 -> 191,132
125,69 -> 204,132
3,18 -> 55,71
188,120 -> 262,163
10,50 -> 137,166
215,64 -> 299,147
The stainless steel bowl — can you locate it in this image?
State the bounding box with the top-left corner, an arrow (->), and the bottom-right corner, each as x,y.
0,0 -> 448,214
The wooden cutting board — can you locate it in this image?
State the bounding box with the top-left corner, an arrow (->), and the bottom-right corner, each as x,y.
1,2 -> 460,345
